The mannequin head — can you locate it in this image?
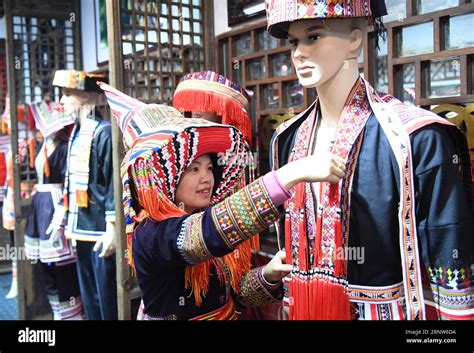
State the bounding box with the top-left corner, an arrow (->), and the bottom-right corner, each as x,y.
60,88 -> 103,119
288,18 -> 366,89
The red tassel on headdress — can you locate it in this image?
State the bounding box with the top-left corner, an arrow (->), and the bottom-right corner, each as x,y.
173,91 -> 253,146
137,187 -> 187,222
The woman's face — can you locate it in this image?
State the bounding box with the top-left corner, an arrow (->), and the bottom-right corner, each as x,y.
288,19 -> 355,88
175,154 -> 215,213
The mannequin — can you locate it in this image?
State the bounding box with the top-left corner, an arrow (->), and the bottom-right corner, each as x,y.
266,0 -> 473,320
24,101 -> 83,319
51,70 -> 117,320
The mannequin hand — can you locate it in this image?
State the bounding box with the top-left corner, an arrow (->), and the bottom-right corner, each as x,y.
276,152 -> 346,190
262,250 -> 292,284
93,222 -> 116,257
46,204 -> 66,243
31,185 -> 38,197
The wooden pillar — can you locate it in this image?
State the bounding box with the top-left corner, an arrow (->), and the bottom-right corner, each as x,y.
3,0 -> 25,320
105,0 -> 133,321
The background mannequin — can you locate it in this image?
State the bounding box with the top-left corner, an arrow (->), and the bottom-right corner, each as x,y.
24,100 -> 83,319
51,70 -> 117,320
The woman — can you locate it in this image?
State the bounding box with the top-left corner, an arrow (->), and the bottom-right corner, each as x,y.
99,82 -> 346,320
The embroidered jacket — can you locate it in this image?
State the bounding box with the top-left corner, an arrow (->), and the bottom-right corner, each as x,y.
133,176 -> 286,320
270,77 -> 473,320
65,115 -> 116,241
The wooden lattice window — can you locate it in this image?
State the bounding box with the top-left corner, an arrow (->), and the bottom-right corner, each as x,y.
120,0 -> 206,103
13,16 -> 77,102
368,1 -> 474,107
8,0 -> 80,189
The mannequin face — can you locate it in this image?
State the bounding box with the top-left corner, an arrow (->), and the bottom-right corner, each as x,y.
175,154 -> 215,213
288,19 -> 364,88
60,88 -> 90,116
191,111 -> 222,123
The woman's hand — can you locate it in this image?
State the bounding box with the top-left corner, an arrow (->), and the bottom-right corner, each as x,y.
275,152 -> 346,190
302,152 -> 346,184
262,250 -> 293,284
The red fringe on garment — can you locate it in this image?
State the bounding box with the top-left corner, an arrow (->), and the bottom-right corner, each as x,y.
286,182 -> 351,320
184,239 -> 255,306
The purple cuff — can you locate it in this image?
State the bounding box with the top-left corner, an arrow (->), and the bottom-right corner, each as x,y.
257,266 -> 282,292
262,171 -> 291,207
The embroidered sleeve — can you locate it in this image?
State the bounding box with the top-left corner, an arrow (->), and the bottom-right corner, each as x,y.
175,176 -> 283,265
211,178 -> 281,249
412,125 -> 474,320
176,213 -> 213,265
234,267 -> 283,307
134,176 -> 284,268
428,266 -> 474,320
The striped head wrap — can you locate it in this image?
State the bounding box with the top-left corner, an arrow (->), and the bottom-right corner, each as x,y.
173,71 -> 254,145
98,81 -> 255,258
29,101 -> 75,138
265,0 -> 387,39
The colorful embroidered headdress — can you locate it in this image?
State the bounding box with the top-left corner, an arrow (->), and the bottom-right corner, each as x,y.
173,71 -> 254,145
265,0 -> 387,39
99,82 -> 257,305
53,70 -> 108,93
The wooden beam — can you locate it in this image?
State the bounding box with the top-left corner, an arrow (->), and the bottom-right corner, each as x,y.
204,0 -> 216,71
387,27 -> 395,95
